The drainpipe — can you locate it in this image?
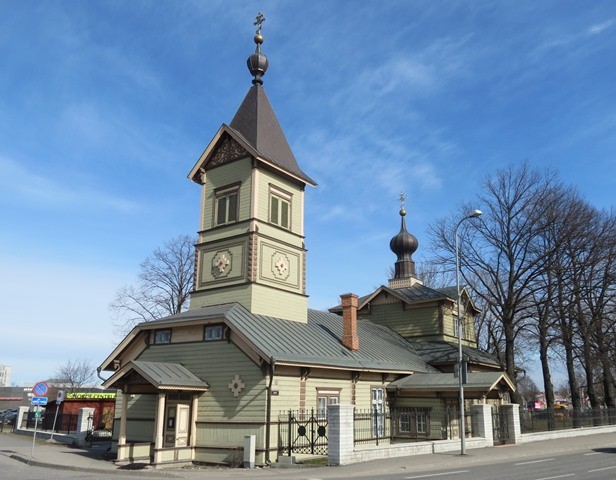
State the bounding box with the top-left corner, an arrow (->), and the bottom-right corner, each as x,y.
96,366 -> 107,383
265,358 -> 276,464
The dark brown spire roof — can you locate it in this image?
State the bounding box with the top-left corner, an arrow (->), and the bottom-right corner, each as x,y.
228,85 -> 316,186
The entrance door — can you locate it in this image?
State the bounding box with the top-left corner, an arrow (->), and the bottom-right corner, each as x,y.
164,403 -> 190,448
175,404 -> 190,447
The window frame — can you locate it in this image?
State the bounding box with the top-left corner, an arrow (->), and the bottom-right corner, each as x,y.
397,408 -> 431,436
153,329 -> 172,344
214,184 -> 240,227
316,389 -> 341,419
371,387 -> 386,438
204,324 -> 224,342
268,185 -> 292,230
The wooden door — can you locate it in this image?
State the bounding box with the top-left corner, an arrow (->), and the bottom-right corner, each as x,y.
175,404 -> 190,447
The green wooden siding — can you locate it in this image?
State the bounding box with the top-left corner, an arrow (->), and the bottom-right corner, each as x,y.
137,341 -> 267,422
115,394 -> 156,442
189,284 -> 252,310
249,283 -> 308,323
360,304 -> 439,339
257,169 -> 303,234
202,158 -> 252,232
442,304 -> 477,346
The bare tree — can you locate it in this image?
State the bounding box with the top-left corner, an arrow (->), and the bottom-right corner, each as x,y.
430,163 -> 560,404
517,374 -> 540,406
54,359 -> 96,392
111,234 -> 195,335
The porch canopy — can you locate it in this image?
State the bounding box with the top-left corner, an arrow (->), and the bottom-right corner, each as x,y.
102,360 -> 209,394
387,371 -> 515,400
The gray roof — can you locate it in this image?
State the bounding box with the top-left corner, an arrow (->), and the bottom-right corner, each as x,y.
411,341 -> 501,368
138,303 -> 437,374
229,86 -> 315,185
104,360 -> 209,391
387,371 -> 513,391
435,286 -> 459,299
329,283 -> 454,313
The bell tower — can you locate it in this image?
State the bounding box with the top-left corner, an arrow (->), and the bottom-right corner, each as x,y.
187,14 -> 316,322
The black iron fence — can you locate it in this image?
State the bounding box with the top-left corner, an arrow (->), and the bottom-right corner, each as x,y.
520,407 -> 616,433
354,407 -> 471,446
278,409 -> 328,456
23,412 -> 78,433
278,406 -> 478,455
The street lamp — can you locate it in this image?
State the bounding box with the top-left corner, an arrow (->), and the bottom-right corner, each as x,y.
455,209 -> 482,455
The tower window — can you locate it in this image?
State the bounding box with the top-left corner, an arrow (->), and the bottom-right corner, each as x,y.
269,186 -> 292,229
215,185 -> 239,226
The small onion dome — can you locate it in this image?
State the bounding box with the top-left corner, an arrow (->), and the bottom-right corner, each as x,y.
390,209 -> 419,258
390,208 -> 419,280
247,31 -> 269,85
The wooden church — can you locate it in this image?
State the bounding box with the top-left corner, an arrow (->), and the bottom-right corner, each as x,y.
99,14 -> 514,467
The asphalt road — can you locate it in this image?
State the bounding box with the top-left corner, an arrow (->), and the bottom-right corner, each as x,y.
367,448 -> 616,480
1,430 -> 615,480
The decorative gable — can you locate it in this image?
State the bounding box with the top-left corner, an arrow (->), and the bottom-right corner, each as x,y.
206,135 -> 250,170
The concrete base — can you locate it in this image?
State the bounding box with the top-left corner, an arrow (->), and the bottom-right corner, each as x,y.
276,455 -> 296,465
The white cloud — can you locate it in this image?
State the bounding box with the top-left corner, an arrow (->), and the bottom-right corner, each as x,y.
0,155 -> 139,213
587,19 -> 615,35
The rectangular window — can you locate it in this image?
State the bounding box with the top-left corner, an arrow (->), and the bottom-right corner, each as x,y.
154,329 -> 171,344
399,413 -> 411,433
417,412 -> 427,433
215,185 -> 239,226
316,390 -> 340,419
371,387 -> 385,438
269,186 -> 291,229
204,325 -> 224,341
398,409 -> 430,436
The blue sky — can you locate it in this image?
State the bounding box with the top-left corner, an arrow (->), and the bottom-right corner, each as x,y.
1,1 -> 614,387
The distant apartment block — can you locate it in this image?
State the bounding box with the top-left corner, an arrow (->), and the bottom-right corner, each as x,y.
0,365 -> 11,387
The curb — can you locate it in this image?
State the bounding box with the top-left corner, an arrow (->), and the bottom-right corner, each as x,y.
7,453 -> 183,478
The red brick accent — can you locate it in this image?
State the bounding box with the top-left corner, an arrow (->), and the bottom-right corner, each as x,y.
341,293 -> 359,351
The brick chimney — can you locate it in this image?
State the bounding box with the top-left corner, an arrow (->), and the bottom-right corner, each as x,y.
341,293 -> 359,351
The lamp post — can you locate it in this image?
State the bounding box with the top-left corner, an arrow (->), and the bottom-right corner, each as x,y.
455,209 -> 482,455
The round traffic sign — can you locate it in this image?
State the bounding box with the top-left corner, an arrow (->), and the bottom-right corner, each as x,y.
32,381 -> 49,397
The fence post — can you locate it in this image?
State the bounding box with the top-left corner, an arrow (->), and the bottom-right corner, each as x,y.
287,410 -> 292,456
500,404 -> 520,445
328,404 -> 354,466
471,404 -> 493,446
75,408 -> 95,447
310,408 -> 315,455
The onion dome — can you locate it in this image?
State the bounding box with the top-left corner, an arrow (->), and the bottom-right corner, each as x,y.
390,207 -> 419,279
247,12 -> 269,86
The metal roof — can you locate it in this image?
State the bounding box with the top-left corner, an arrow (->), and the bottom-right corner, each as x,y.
134,303 -> 436,374
387,371 -> 515,392
329,283 -> 454,313
103,360 -> 209,391
229,308 -> 437,373
228,86 -> 315,186
411,341 -> 501,367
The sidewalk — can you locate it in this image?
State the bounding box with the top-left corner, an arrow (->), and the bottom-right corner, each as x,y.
2,430 -> 615,479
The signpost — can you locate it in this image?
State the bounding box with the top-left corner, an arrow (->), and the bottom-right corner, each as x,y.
29,381 -> 49,462
50,391 -> 64,441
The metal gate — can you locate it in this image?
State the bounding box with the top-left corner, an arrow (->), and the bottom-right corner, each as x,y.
492,407 -> 509,444
278,409 -> 328,455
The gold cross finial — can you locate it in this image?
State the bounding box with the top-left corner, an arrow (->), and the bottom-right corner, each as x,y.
399,191 -> 406,211
254,12 -> 265,35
